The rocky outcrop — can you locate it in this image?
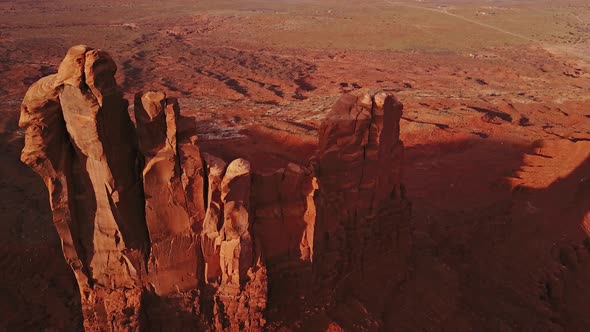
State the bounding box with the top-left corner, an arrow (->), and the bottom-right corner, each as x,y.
134,92 -> 201,296
313,92 -> 408,286
20,45 -> 149,331
20,46 -> 410,330
214,158 -> 267,330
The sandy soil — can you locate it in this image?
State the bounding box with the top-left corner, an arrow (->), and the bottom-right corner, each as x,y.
1,0 -> 590,330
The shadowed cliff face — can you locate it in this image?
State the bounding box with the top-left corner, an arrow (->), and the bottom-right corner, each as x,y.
19,45 -> 411,331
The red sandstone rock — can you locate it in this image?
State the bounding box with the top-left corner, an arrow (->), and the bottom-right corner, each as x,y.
201,153 -> 227,285
21,45 -> 149,331
314,92 -> 408,285
19,72 -> 89,291
179,135 -> 207,231
252,163 -> 317,266
134,91 -> 201,296
20,46 -> 410,331
214,158 -> 267,330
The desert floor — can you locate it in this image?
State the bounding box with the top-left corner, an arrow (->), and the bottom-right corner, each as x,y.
1,0 -> 590,330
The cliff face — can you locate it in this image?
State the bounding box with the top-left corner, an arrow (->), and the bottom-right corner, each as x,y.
19,46 -> 410,331
20,46 -> 149,330
314,92 -> 407,285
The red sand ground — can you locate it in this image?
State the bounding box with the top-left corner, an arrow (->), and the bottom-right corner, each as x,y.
1,0 -> 590,330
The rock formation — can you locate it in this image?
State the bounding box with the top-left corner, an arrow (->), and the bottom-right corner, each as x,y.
134,92 -> 201,296
313,92 -> 408,285
20,45 -> 149,331
19,45 -> 410,330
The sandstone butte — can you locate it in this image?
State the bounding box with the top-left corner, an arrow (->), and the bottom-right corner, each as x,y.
19,45 -> 411,331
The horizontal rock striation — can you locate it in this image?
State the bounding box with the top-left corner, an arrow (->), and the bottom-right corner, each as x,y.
20,46 -> 410,331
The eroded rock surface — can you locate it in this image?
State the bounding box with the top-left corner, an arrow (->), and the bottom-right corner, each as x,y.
134,91 -> 201,296
314,92 -> 408,285
19,45 -> 410,331
20,45 -> 149,331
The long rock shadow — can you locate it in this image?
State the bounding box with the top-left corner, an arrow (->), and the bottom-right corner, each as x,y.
382,137 -> 590,331
510,143 -> 590,330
